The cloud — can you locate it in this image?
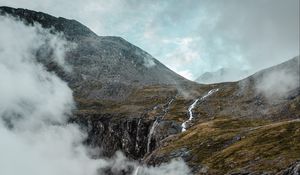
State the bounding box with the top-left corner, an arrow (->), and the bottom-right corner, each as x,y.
1,0 -> 298,81
134,49 -> 157,68
135,159 -> 191,175
0,15 -> 190,175
0,15 -> 100,175
143,57 -> 156,68
101,152 -> 190,175
177,70 -> 195,81
254,58 -> 300,99
161,37 -> 204,80
163,37 -> 201,65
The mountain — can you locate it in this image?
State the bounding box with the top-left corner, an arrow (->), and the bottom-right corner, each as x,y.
1,6 -> 299,175
195,68 -> 249,84
0,6 -> 190,101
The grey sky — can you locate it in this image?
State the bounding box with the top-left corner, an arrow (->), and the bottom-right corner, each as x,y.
1,0 -> 299,80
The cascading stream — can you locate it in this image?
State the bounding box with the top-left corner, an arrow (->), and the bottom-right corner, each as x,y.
133,166 -> 140,175
146,97 -> 175,153
135,118 -> 142,151
181,89 -> 219,132
146,118 -> 159,153
181,98 -> 200,132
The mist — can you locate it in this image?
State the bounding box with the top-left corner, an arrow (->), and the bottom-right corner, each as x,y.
1,0 -> 298,80
0,16 -> 190,175
254,56 -> 300,100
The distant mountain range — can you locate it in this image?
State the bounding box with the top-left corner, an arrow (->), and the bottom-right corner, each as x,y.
195,68 -> 250,84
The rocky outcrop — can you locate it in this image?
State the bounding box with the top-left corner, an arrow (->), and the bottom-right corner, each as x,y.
72,114 -> 152,159
72,112 -> 182,160
278,161 -> 300,175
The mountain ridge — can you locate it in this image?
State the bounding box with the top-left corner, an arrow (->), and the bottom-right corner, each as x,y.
0,6 -> 192,101
195,68 -> 249,84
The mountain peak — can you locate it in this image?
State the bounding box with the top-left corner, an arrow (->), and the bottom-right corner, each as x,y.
0,6 -> 189,100
0,6 -> 97,39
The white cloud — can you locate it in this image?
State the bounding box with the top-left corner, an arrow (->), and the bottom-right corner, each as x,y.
255,65 -> 300,99
163,37 -> 201,71
177,70 -> 195,80
0,15 -> 190,175
0,15 -> 101,175
1,0 -> 298,83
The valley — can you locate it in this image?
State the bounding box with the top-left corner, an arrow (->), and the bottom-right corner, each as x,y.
0,6 -> 299,175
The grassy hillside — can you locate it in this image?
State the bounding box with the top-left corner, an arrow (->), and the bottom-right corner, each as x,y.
146,118 -> 300,174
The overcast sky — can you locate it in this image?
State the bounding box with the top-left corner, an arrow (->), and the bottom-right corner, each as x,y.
1,0 -> 299,80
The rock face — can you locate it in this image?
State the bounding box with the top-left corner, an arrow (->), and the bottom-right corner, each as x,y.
72,114 -> 152,159
278,161 -> 300,175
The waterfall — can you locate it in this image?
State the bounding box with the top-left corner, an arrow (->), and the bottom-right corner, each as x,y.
163,99 -> 174,114
146,118 -> 159,153
146,97 -> 175,153
132,166 -> 140,175
182,89 -> 219,132
135,118 -> 142,151
181,98 -> 200,132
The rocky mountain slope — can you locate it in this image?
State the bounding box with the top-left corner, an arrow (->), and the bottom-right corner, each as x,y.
0,6 -> 189,101
1,6 -> 299,175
